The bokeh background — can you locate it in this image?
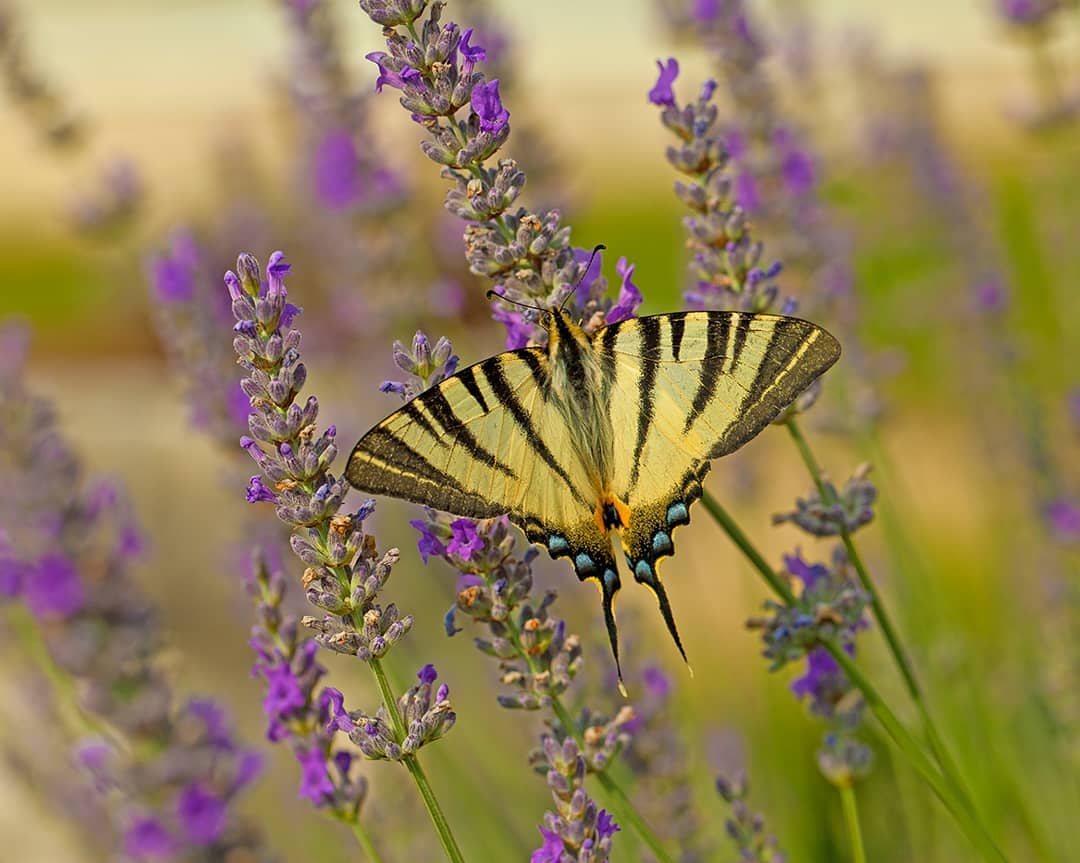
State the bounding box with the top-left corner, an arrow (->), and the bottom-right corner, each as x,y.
1,0 -> 1079,861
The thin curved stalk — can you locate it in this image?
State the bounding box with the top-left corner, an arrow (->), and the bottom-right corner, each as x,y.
369,658 -> 466,863
838,784 -> 867,863
348,819 -> 387,863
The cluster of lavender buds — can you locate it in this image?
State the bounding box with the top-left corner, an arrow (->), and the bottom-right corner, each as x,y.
772,463 -> 876,537
334,663 -> 456,761
0,324 -> 272,861
148,230 -> 252,447
529,734 -> 621,863
649,59 -> 786,314
714,772 -> 787,863
232,252 -> 417,663
416,511 -> 584,709
380,330 -> 459,400
359,0 -> 640,346
249,554 -> 369,815
0,1 -> 81,147
748,551 -> 871,786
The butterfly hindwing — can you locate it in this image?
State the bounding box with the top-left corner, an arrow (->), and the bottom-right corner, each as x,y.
597,311 -> 840,651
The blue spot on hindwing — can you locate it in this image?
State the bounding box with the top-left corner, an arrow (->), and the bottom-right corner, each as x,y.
548,535 -> 569,555
666,502 -> 689,526
575,552 -> 595,574
652,531 -> 673,556
603,569 -> 618,590
635,560 -> 653,580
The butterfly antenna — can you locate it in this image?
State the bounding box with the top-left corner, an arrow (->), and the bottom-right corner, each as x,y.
485,290 -> 544,314
561,244 -> 607,312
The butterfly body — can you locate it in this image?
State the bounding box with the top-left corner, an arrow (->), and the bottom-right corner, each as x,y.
346,308 -> 840,683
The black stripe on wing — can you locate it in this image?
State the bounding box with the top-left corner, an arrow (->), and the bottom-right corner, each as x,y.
712,320 -> 840,458
682,312 -> 730,434
480,355 -> 590,509
417,384 -> 518,479
629,316 -> 662,489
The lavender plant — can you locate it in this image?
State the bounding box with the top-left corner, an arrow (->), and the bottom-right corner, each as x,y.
222,250 -> 465,861
714,772 -> 787,863
649,58 -> 1005,862
0,323 -> 272,862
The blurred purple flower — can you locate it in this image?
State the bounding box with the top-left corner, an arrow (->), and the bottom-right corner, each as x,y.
973,276 -> 1010,315
641,665 -> 672,700
693,0 -> 721,22
734,169 -> 760,211
783,553 -> 829,590
176,783 -> 227,846
447,518 -> 483,561
0,557 -> 29,598
775,129 -> 815,197
1046,496 -> 1080,541
24,553 -> 85,620
148,231 -> 200,303
492,303 -> 533,349
471,79 -> 509,133
312,129 -> 363,210
123,816 -> 178,860
790,647 -> 840,700
648,58 -> 679,106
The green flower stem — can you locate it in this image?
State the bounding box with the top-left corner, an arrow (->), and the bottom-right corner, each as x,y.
822,645 -> 1007,863
698,491 -> 1006,861
369,657 -> 466,863
496,599 -> 676,863
347,817 -> 387,863
782,420 -> 978,815
838,783 -> 867,863
700,491 -> 796,604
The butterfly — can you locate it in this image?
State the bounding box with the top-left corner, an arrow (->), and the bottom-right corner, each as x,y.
346,307 -> 839,687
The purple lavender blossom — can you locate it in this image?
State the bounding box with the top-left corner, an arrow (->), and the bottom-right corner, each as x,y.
149,231 -> 200,303
531,827 -> 565,863
447,518 -> 483,561
648,58 -> 679,106
606,257 -> 643,324
471,78 -> 510,133
411,517 -> 449,563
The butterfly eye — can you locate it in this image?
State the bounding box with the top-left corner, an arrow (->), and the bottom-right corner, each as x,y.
539,311 -> 552,328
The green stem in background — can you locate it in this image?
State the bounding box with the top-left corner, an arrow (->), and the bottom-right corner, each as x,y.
368,658 -> 466,863
838,784 -> 867,863
698,488 -> 1007,861
500,604 -> 677,863
783,420 -> 978,817
347,818 -> 387,863
823,645 -> 1007,863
